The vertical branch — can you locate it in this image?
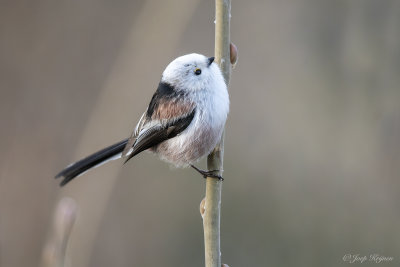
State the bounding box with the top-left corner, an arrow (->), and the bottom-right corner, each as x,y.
214,0 -> 232,83
203,1 -> 231,267
41,198 -> 77,267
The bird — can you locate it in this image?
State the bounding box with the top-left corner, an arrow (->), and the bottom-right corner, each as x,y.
55,53 -> 229,186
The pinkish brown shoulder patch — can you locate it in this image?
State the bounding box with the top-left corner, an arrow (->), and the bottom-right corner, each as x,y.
152,99 -> 195,120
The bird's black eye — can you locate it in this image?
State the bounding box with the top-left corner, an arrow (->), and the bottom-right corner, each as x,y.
195,68 -> 202,75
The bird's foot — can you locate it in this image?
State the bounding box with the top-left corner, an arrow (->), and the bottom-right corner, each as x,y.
190,165 -> 224,181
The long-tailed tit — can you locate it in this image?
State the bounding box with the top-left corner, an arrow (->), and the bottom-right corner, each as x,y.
55,53 -> 229,186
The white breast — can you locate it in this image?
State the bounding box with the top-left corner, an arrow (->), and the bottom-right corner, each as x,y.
154,67 -> 229,167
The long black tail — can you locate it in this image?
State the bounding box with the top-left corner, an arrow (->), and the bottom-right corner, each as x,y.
55,138 -> 129,186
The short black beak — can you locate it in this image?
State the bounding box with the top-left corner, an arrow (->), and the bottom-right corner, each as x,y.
207,57 -> 215,67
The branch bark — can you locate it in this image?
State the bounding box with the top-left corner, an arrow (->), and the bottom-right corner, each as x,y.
203,1 -> 231,267
41,198 -> 77,267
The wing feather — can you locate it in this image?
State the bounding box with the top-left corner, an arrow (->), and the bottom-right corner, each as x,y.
122,82 -> 195,162
122,110 -> 147,157
123,108 -> 196,163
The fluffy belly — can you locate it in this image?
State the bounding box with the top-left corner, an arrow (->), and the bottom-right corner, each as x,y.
152,121 -> 223,167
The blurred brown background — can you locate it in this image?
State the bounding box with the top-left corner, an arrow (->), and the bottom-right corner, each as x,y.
1,0 -> 400,266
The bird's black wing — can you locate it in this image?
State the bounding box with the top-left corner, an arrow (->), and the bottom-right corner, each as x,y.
123,108 -> 196,163
123,81 -> 195,162
122,110 -> 147,157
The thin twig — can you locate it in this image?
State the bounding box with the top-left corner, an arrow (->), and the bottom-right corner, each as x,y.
203,1 -> 231,267
41,198 -> 77,267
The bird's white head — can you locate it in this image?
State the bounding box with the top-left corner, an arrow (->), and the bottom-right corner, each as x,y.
161,53 -> 224,91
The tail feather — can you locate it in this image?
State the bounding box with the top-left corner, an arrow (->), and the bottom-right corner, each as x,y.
55,138 -> 129,186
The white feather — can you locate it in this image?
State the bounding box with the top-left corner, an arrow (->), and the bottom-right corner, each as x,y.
155,53 -> 229,166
